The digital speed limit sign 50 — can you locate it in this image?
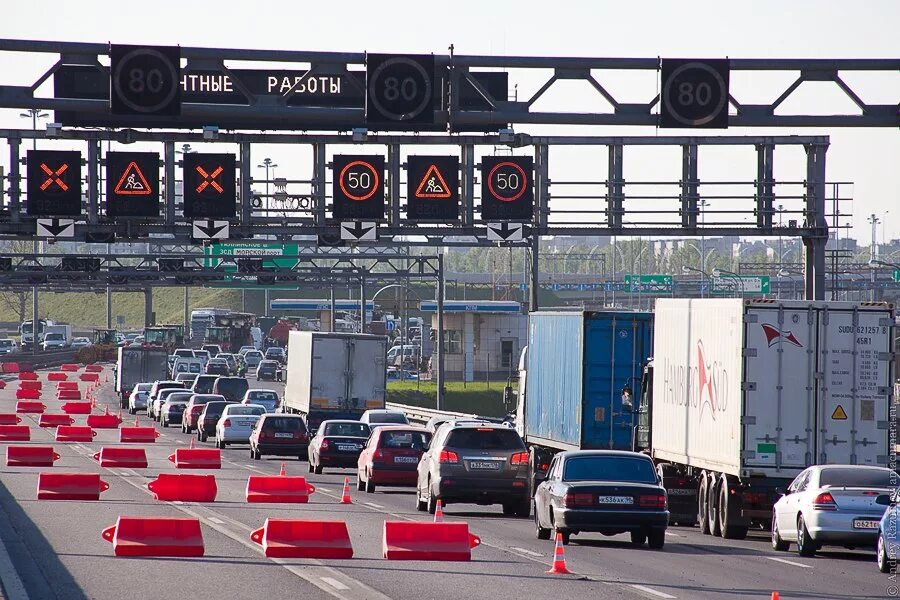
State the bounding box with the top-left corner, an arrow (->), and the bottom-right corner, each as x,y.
332,155 -> 385,220
480,156 -> 534,221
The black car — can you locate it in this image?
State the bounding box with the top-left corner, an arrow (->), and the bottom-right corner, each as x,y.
249,414 -> 309,460
191,374 -> 218,395
533,450 -> 668,547
256,360 -> 280,381
212,376 -> 249,403
197,400 -> 235,443
205,359 -> 230,376
264,347 -> 286,364
308,420 -> 371,474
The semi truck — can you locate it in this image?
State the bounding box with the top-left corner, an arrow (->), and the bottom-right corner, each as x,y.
514,310 -> 654,494
282,331 -> 388,433
115,346 -> 169,409
635,298 -> 893,539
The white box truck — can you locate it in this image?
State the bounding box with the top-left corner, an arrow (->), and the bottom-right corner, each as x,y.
115,346 -> 170,409
282,331 -> 388,432
636,298 -> 893,539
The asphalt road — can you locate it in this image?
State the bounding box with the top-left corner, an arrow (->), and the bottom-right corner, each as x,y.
0,368 -> 892,600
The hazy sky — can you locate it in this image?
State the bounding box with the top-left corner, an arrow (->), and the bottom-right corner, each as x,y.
1,0 -> 897,242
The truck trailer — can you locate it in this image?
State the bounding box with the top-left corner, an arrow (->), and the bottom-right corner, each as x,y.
115,346 -> 170,409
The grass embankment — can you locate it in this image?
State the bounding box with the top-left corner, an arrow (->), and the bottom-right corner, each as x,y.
0,288 -> 241,330
385,380 -> 511,417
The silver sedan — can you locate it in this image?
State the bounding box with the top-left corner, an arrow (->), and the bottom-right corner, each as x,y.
772,464 -> 896,557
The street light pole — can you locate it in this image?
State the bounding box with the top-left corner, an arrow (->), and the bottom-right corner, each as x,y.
20,109 -> 49,355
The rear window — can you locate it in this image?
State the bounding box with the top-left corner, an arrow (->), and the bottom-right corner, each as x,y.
214,378 -> 249,400
368,412 -> 408,424
324,423 -> 371,438
248,391 -> 278,402
563,456 -> 657,483
192,377 -> 216,394
446,428 -> 525,450
203,402 -> 231,416
229,405 -> 265,416
380,430 -> 430,449
819,468 -> 894,488
262,417 -> 307,432
168,393 -> 193,403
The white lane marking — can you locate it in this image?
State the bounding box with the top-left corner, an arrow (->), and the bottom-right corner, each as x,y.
766,556 -> 813,569
631,584 -> 677,599
320,577 -> 350,591
208,517 -> 225,525
510,546 -> 543,557
664,532 -> 683,537
363,502 -> 384,509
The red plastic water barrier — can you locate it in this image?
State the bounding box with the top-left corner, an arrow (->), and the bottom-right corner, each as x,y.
7,446 -> 59,467
55,425 -> 97,443
56,389 -> 82,400
86,412 -> 122,429
0,414 -> 21,425
61,401 -> 92,415
18,380 -> 42,391
119,426 -> 159,443
1,362 -> 20,373
382,521 -> 481,561
79,373 -> 99,382
0,425 -> 30,441
56,381 -> 79,390
0,380 -> 5,389
38,413 -> 74,428
16,401 -> 45,413
84,365 -> 103,373
60,363 -> 79,372
147,473 -> 217,502
92,447 -> 148,468
167,447 -> 221,469
102,516 -> 204,557
15,388 -> 41,400
37,472 -> 109,500
246,474 -> 316,503
47,372 -> 68,381
18,372 -> 38,381
250,519 -> 353,558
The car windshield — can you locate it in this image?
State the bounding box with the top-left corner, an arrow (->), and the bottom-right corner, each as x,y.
45,334 -> 63,340
368,412 -> 408,424
380,430 -> 429,449
819,468 -> 895,488
324,423 -> 370,438
262,417 -> 306,432
249,391 -> 278,401
228,406 -> 265,416
446,428 -> 525,450
563,456 -> 657,483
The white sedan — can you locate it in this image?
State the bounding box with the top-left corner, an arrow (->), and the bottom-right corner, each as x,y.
772,464 -> 895,557
71,337 -> 91,349
215,404 -> 266,448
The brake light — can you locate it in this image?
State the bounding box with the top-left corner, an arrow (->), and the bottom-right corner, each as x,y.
638,494 -> 667,509
320,439 -> 329,450
373,449 -> 384,462
813,492 -> 837,510
564,492 -> 594,507
510,452 -> 529,465
222,419 -> 231,427
439,450 -> 459,463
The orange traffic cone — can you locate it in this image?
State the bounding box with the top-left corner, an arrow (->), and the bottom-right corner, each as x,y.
280,463 -> 287,476
134,415 -> 141,427
434,498 -> 444,523
546,532 -> 571,575
340,476 -> 352,504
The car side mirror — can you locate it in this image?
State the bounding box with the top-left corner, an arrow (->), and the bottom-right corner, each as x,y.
876,494 -> 892,506
775,487 -> 787,497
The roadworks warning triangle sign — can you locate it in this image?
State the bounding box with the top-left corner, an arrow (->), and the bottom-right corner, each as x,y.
831,404 -> 848,420
415,164 -> 452,199
114,161 -> 152,195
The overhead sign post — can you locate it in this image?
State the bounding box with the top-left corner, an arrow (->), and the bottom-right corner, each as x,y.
660,59 -> 730,129
182,153 -> 236,219
106,152 -> 160,217
406,155 -> 459,221
332,155 -> 384,220
366,54 -> 435,127
110,44 -> 181,116
27,150 -> 82,216
480,156 -> 534,221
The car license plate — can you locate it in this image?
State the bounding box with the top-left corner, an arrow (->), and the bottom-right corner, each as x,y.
394,456 -> 418,464
337,444 -> 357,452
274,432 -> 292,439
597,495 -> 633,505
853,519 -> 880,529
469,461 -> 501,470
667,488 -> 696,496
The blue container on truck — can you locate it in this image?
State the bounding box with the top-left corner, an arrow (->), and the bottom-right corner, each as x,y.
515,311 -> 653,488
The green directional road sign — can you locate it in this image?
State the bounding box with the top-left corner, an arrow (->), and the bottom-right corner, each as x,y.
894,269 -> 900,283
203,242 -> 300,289
623,274 -> 674,293
711,275 -> 770,294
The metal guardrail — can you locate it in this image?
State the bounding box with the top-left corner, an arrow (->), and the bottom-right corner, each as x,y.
1,348 -> 79,370
384,402 -> 505,427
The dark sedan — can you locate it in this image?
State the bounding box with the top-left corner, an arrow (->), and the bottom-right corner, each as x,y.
308,420 -> 371,474
534,450 -> 668,547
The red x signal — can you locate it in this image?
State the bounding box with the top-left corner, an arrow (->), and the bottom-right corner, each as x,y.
195,165 -> 224,194
39,163 -> 69,192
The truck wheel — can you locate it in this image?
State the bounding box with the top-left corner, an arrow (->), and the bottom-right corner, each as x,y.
630,531 -> 646,546
708,478 -> 722,537
719,482 -> 748,539
698,477 -> 710,534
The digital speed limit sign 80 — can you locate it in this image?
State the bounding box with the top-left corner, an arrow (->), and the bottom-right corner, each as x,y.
480,156 -> 534,222
110,45 -> 181,116
332,155 -> 385,220
366,54 -> 435,126
660,59 -> 730,129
